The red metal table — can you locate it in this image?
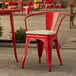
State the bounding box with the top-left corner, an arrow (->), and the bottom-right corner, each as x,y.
0,9 -> 20,62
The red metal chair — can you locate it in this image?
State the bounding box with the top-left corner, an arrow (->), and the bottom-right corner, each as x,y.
5,1 -> 18,9
45,0 -> 55,11
38,1 -> 44,9
54,0 -> 63,8
22,1 -> 34,14
22,12 -> 65,71
5,1 -> 21,14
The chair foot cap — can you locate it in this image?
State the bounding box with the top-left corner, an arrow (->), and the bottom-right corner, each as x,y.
16,59 -> 18,62
48,66 -> 51,71
60,64 -> 63,65
39,58 -> 41,63
22,67 -> 24,68
16,61 -> 18,62
39,62 -> 41,63
49,70 -> 51,72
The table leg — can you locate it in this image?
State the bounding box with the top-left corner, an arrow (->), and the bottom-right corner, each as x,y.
70,16 -> 71,29
10,12 -> 18,62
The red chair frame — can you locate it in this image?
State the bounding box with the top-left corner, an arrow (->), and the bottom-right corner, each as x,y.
22,1 -> 34,14
5,1 -> 21,14
22,12 -> 65,71
54,0 -> 63,8
45,0 -> 55,11
38,1 -> 44,9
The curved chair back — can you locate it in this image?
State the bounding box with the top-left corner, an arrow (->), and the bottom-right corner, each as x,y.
24,12 -> 65,34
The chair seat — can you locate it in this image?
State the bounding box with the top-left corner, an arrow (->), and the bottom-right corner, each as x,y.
9,6 -> 18,9
23,6 -> 29,8
31,6 -> 34,8
23,6 -> 34,9
48,4 -> 53,6
26,30 -> 56,35
56,4 -> 62,5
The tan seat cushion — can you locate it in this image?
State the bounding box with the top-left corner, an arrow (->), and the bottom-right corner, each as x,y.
9,6 -> 18,9
26,30 -> 56,35
23,6 -> 29,8
56,4 -> 62,5
23,6 -> 34,9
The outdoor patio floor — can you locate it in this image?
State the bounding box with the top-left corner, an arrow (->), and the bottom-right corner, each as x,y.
0,47 -> 76,76
0,8 -> 76,76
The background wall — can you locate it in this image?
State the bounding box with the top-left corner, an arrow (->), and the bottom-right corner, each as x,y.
67,0 -> 76,7
0,0 -> 2,2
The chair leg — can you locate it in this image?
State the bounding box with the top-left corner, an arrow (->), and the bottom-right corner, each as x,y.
37,40 -> 44,63
71,16 -> 74,26
70,16 -> 72,29
22,8 -> 24,14
26,8 -> 30,14
54,39 -> 63,65
44,40 -> 53,71
18,8 -> 20,15
60,5 -> 62,8
49,6 -> 51,10
22,38 -> 30,68
30,8 -> 32,14
45,5 -> 47,11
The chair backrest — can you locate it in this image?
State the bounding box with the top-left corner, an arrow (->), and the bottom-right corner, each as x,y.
24,12 -> 65,34
54,0 -> 63,4
28,2 -> 34,7
49,0 -> 55,4
22,1 -> 34,7
9,1 -> 14,6
9,1 -> 19,6
46,12 -> 65,33
45,0 -> 49,4
46,12 -> 59,30
45,0 -> 54,4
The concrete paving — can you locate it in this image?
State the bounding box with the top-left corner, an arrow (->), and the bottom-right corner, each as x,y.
0,47 -> 76,76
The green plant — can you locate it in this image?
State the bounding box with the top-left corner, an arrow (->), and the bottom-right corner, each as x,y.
24,3 -> 28,6
2,2 -> 5,9
35,2 -> 39,4
14,27 -> 26,43
0,26 -> 2,37
38,2 -> 43,4
49,1 -> 52,4
14,3 -> 18,6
